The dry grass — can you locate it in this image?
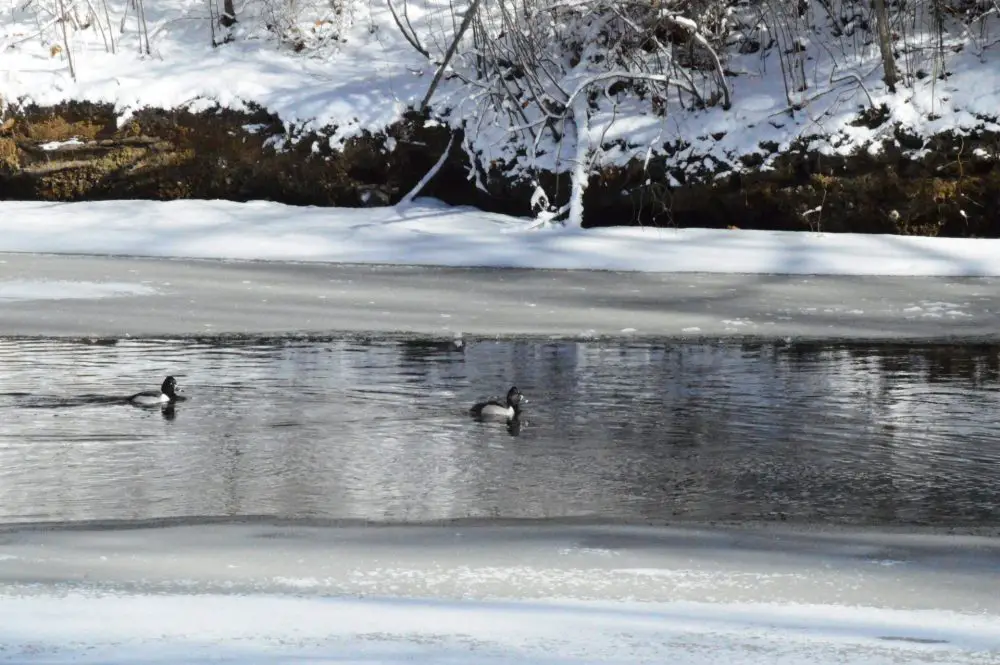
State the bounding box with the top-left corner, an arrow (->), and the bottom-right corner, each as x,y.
22,116 -> 104,142
0,137 -> 20,172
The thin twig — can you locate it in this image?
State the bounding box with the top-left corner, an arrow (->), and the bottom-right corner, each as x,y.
57,0 -> 76,80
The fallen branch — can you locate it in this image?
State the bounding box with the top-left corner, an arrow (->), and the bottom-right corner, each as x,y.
0,16 -> 61,52
398,133 -> 455,206
562,71 -> 698,114
528,202 -> 570,229
769,66 -> 879,117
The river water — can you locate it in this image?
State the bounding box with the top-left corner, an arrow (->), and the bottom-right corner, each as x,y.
0,338 -> 998,526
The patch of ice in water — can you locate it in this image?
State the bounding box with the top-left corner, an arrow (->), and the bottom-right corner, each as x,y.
0,280 -> 158,302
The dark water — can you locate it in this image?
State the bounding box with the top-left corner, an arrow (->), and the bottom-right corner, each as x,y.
0,338 -> 999,527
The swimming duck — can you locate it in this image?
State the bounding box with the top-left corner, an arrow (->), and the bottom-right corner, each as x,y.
470,386 -> 524,420
129,376 -> 182,406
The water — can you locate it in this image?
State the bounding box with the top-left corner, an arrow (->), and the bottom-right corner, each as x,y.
0,338 -> 998,527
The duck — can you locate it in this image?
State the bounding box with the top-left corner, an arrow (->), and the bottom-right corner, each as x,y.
129,376 -> 183,407
470,386 -> 524,420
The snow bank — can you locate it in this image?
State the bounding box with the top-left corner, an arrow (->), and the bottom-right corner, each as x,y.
1,198 -> 999,275
0,0 -> 428,146
0,593 -> 997,664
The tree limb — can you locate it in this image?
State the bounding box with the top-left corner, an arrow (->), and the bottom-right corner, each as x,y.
420,0 -> 484,112
387,0 -> 429,58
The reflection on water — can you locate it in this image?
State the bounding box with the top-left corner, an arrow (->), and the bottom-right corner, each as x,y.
0,338 -> 998,526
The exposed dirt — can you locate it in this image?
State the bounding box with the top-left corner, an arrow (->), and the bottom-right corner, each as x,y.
0,101 -> 472,208
1,101 -> 998,237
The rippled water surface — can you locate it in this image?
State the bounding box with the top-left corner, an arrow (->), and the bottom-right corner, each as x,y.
1,338 -> 999,526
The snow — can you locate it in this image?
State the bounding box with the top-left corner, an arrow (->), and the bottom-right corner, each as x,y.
0,593 -> 997,664
0,523 -> 997,663
37,138 -> 85,151
2,197 -> 1000,276
0,0 -> 435,146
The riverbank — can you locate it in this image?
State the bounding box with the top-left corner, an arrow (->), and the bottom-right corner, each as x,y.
2,0 -> 1000,232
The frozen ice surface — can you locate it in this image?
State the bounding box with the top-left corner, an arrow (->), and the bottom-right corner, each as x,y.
0,523 -> 997,664
3,252 -> 1000,339
0,279 -> 157,302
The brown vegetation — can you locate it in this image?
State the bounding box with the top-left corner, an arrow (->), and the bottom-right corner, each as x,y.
0,102 -> 465,207
1,101 -> 999,237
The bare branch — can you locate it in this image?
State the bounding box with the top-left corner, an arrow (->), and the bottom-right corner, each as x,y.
56,0 -> 75,80
420,0 -> 484,112
658,11 -> 732,110
387,0 -> 429,58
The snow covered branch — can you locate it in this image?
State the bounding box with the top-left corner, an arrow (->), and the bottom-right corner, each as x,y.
398,133 -> 455,206
436,0 -> 744,225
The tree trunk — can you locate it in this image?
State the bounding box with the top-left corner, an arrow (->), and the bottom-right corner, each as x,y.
873,0 -> 898,92
220,0 -> 236,28
567,95 -> 591,228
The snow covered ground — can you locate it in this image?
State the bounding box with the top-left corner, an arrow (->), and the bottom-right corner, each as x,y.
0,0 -> 430,147
1,0 -> 997,181
0,523 -> 998,664
3,197 -> 1000,276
